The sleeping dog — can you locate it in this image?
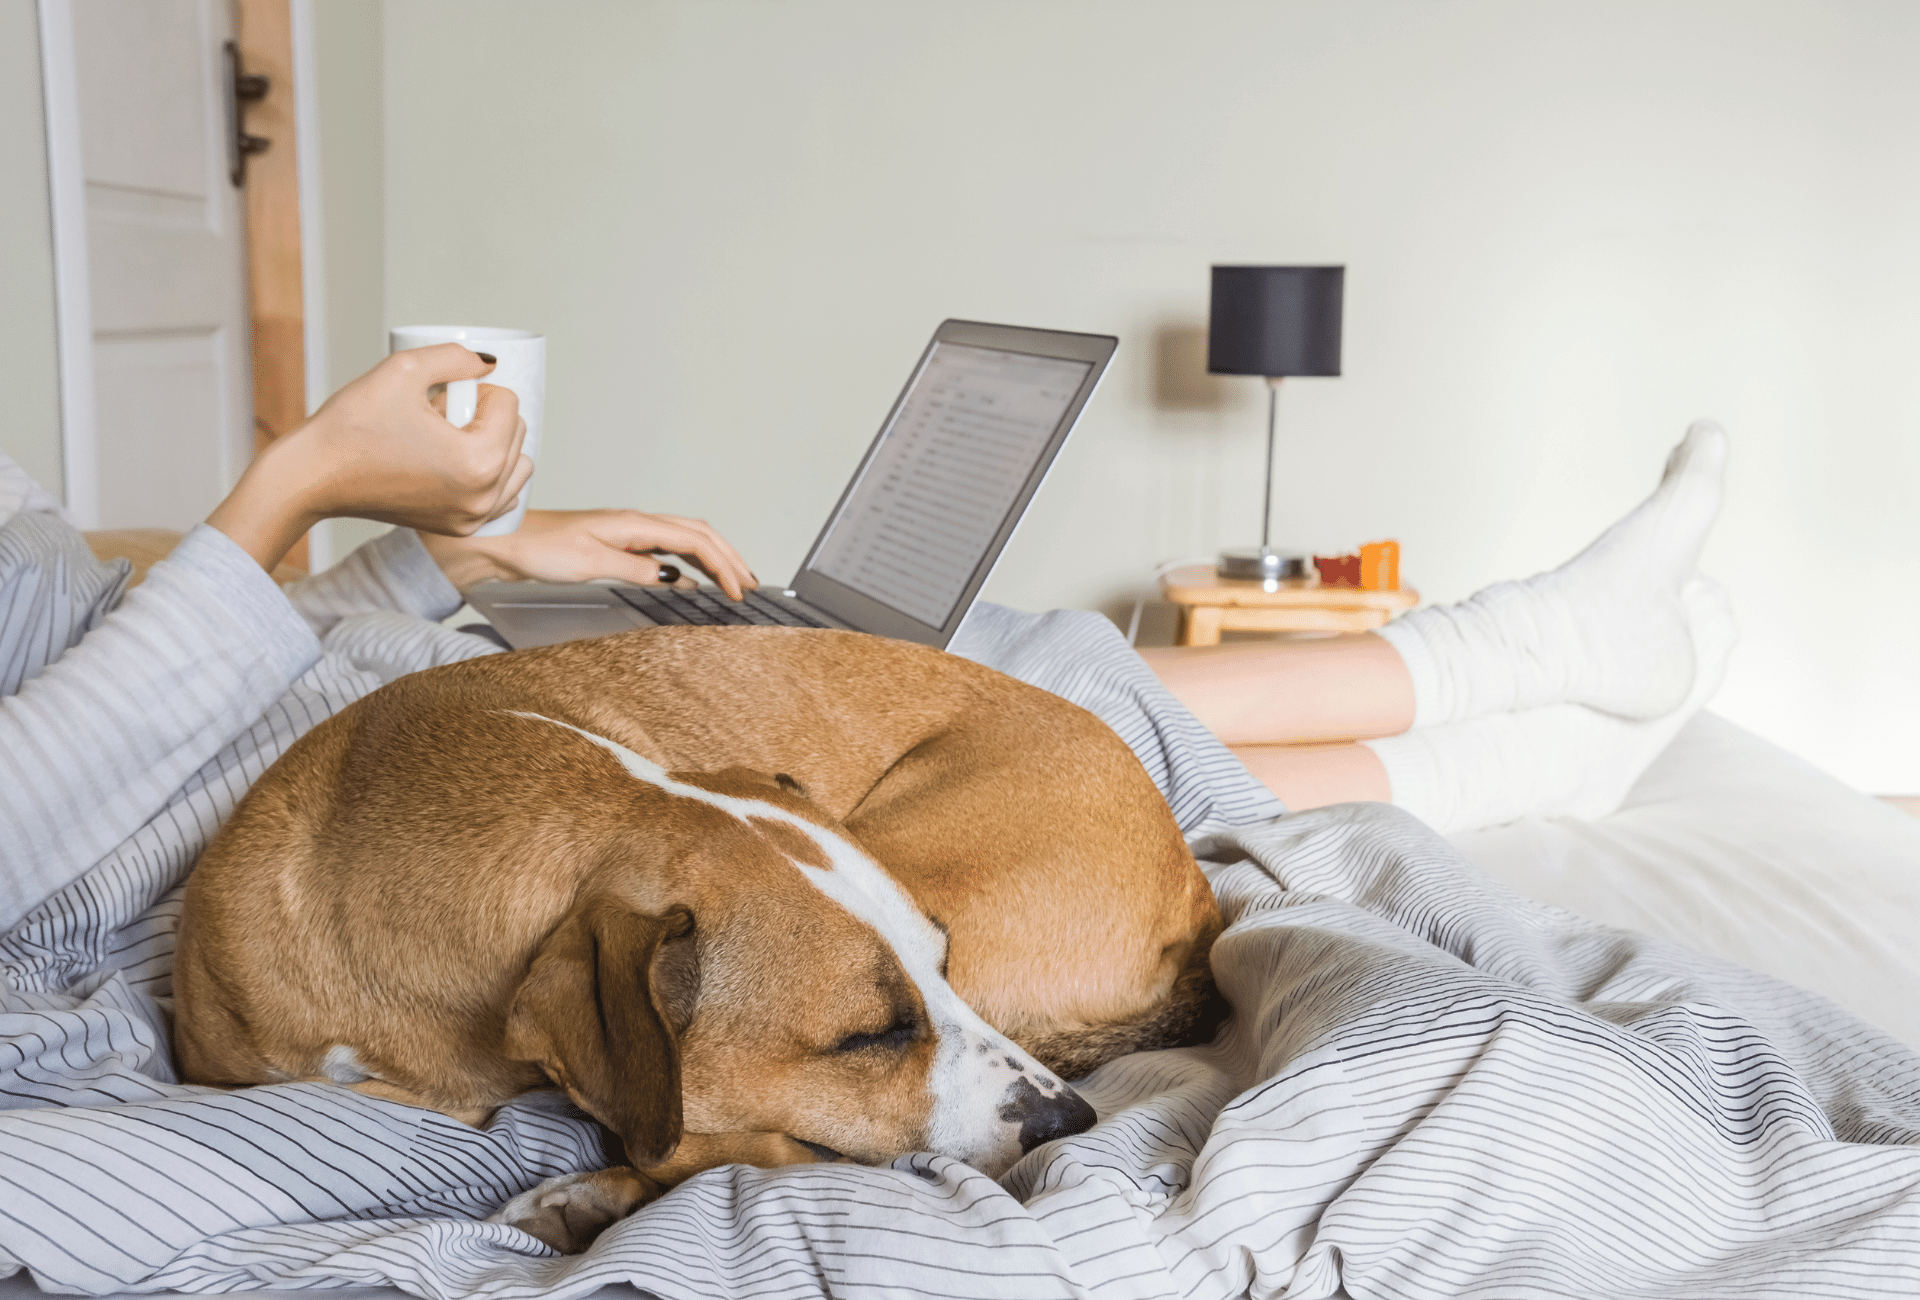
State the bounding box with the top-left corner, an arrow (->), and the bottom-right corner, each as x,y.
174,627 -> 1225,1251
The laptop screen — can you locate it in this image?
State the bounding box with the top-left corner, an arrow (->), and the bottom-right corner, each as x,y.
808,341 -> 1094,629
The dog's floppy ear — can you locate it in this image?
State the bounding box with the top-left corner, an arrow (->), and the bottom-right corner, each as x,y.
503,898 -> 697,1165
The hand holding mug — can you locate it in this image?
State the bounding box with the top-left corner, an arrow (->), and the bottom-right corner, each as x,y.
389,326 -> 546,536
207,345 -> 532,573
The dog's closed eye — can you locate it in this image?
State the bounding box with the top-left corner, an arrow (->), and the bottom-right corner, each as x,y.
832,1013 -> 919,1054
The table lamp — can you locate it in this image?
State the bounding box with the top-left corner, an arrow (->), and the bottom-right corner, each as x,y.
1208,264 -> 1344,582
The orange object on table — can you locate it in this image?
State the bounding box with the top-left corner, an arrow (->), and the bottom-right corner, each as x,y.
1315,540 -> 1401,591
1360,539 -> 1400,590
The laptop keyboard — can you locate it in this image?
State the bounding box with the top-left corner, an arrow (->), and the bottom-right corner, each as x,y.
615,586 -> 834,629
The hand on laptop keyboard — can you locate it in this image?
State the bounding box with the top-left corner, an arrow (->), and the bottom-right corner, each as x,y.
422,509 -> 757,599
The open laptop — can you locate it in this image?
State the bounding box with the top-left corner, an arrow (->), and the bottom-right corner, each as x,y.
466,319 -> 1117,651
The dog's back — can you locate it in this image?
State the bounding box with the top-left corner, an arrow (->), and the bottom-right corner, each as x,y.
502,629 -> 1218,1057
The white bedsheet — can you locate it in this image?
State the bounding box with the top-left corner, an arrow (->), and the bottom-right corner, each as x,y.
1452,711 -> 1920,1050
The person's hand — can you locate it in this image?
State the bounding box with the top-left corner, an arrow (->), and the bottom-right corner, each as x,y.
207,346 -> 532,571
421,509 -> 758,600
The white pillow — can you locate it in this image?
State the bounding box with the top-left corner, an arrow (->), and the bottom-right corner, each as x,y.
1450,711 -> 1920,1050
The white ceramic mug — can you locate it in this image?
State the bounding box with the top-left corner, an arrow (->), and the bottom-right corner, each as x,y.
388,325 -> 546,537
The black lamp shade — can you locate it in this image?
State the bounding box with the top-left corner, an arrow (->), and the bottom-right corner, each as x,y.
1207,265 -> 1344,377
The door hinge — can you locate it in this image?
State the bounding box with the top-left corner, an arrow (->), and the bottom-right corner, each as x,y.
223,40 -> 271,187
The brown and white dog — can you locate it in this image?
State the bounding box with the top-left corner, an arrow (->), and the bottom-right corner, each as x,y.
174,626 -> 1224,1251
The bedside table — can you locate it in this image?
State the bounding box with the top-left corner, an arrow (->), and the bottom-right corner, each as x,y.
1159,564 -> 1419,646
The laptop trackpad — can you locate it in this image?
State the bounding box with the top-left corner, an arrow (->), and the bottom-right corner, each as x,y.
469,584 -> 651,649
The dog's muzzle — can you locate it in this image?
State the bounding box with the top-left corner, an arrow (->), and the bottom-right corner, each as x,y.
1001,1076 -> 1098,1153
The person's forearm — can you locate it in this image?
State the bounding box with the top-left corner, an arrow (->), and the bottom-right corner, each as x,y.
204,436 -> 325,574
415,531 -> 518,590
0,527 -> 319,927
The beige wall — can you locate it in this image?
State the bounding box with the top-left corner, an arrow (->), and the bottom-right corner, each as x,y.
0,0 -> 65,499
0,1 -> 1905,784
312,0 -> 386,396
309,0 -> 391,560
351,1 -> 1915,792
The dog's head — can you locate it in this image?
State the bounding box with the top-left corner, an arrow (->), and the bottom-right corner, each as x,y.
499,714 -> 1096,1179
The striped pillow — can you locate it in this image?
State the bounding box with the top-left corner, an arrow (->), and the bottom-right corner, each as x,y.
0,508 -> 132,698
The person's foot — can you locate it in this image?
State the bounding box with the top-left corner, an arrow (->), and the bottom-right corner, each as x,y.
1529,418 -> 1728,714
1365,574 -> 1738,833
1378,420 -> 1728,725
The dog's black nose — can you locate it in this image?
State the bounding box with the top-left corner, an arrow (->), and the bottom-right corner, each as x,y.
1001,1076 -> 1099,1153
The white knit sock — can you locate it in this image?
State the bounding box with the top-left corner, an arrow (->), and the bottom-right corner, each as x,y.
1364,577 -> 1736,834
1378,420 -> 1728,725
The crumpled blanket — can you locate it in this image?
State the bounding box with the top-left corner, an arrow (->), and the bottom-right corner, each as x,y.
4,799 -> 1918,1299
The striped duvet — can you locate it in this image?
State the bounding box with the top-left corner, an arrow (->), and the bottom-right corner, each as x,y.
3,610 -> 1918,1296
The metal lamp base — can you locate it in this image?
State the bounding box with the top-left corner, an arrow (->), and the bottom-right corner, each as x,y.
1217,547 -> 1307,583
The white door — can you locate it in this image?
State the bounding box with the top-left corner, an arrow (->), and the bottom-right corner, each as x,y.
41,0 -> 253,531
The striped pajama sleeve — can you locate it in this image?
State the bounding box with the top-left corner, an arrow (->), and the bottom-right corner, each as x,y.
0,524 -> 319,932
281,526 -> 466,638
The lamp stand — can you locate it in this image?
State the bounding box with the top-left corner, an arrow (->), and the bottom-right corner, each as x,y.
1217,376 -> 1306,585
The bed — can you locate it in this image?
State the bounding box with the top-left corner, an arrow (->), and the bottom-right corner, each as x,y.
2,710 -> 1917,1299
1453,710 -> 1920,1052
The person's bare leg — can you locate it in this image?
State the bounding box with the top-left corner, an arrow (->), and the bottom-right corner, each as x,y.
1137,632 -> 1415,748
1140,634 -> 1409,810
1226,740 -> 1391,810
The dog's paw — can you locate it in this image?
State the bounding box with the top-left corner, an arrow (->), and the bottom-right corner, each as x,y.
489,1166 -> 657,1253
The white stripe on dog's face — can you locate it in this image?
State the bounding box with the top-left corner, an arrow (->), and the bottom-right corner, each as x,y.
509,712 -> 1089,1173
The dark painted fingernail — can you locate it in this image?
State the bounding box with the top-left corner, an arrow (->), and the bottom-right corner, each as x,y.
476,352 -> 497,364
656,564 -> 681,585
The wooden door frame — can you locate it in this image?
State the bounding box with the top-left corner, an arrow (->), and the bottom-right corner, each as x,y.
235,0 -> 316,568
